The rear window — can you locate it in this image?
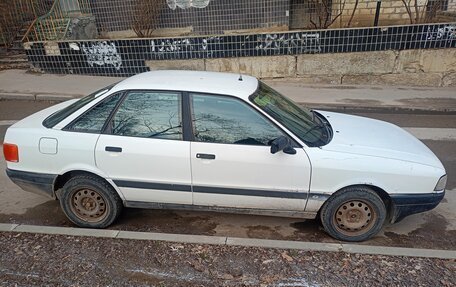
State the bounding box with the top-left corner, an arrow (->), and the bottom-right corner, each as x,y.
42,83 -> 117,128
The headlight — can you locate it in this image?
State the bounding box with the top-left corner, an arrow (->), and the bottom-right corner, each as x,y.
434,175 -> 447,191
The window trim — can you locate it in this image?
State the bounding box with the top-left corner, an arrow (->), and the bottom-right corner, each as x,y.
59,87 -> 302,148
187,92 -> 301,148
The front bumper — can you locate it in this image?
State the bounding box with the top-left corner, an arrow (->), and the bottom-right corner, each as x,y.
390,191 -> 445,223
6,168 -> 56,199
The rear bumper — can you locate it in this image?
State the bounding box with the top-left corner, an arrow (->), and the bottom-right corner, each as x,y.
390,191 -> 445,223
6,168 -> 56,199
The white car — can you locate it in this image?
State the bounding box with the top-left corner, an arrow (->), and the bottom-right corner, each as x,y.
3,71 -> 446,242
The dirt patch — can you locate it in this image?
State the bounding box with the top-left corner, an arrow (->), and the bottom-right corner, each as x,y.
245,225 -> 287,240
0,200 -> 70,227
290,220 -> 338,243
112,208 -> 218,235
382,213 -> 456,250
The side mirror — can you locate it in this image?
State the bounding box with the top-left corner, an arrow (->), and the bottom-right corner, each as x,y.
270,136 -> 296,155
283,145 -> 297,155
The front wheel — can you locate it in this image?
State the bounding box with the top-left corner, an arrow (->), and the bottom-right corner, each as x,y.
60,175 -> 123,228
320,186 -> 386,242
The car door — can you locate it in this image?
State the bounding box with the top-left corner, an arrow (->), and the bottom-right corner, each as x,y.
95,90 -> 192,205
189,93 -> 311,211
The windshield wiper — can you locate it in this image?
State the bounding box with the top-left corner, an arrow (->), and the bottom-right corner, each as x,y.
302,123 -> 326,137
304,112 -> 333,146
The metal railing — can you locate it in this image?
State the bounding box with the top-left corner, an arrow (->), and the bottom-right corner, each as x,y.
22,0 -> 91,42
0,0 -> 40,47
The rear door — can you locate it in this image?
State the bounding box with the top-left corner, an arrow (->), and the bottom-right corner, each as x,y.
94,91 -> 192,205
189,93 -> 311,211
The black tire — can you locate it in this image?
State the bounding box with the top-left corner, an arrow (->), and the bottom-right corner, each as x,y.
320,186 -> 386,242
60,175 -> 123,228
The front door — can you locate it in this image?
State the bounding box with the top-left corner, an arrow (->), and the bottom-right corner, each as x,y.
189,93 -> 311,211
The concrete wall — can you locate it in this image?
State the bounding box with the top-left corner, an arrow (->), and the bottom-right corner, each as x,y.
145,48 -> 456,87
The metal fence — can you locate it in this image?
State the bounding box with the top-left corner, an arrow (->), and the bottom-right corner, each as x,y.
88,0 -> 456,38
3,0 -> 455,44
2,1 -> 455,77
24,22 -> 456,77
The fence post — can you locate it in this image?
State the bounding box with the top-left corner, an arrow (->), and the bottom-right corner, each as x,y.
374,0 -> 382,26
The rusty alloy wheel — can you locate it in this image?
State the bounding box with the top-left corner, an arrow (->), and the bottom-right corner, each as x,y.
333,200 -> 377,237
69,188 -> 109,223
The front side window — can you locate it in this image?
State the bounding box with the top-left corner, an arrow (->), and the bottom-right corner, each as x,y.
110,91 -> 182,140
191,94 -> 283,146
250,82 -> 330,147
65,93 -> 123,133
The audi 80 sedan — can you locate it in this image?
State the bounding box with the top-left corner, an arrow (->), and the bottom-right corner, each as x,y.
3,71 -> 446,241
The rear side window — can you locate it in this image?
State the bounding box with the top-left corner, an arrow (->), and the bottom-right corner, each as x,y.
42,83 -> 117,128
65,93 -> 123,133
110,91 -> 182,140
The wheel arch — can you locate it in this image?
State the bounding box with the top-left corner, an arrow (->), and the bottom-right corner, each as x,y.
318,183 -> 393,220
53,170 -> 125,201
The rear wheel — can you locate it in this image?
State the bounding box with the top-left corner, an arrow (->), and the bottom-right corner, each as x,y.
320,186 -> 386,242
60,175 -> 122,228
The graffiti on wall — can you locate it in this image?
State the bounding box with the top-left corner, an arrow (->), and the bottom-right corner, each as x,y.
255,33 -> 321,53
150,36 -> 225,58
149,32 -> 321,59
426,24 -> 456,43
82,41 -> 122,70
167,0 -> 211,10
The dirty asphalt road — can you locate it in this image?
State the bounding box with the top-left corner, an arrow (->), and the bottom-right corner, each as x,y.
0,100 -> 455,250
0,232 -> 455,287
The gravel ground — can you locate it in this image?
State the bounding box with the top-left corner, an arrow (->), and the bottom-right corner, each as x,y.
0,232 -> 455,287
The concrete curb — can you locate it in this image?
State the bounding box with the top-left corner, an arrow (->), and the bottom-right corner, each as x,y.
0,92 -> 35,101
1,223 -> 455,259
0,92 -> 81,101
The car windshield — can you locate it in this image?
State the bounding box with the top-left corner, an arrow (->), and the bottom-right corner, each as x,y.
42,83 -> 118,128
249,82 -> 331,147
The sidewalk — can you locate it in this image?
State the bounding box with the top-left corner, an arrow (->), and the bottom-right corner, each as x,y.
1,69 -> 455,112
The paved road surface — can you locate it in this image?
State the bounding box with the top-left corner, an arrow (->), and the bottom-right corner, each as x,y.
0,100 -> 455,250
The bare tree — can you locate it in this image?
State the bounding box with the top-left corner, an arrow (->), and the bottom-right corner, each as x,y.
0,1 -> 22,48
307,0 -> 359,29
131,0 -> 164,38
401,0 -> 447,24
345,0 -> 359,28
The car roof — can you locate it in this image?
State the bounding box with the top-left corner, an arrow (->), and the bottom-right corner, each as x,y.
110,70 -> 259,99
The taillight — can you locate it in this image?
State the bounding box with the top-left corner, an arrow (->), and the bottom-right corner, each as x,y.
3,143 -> 19,162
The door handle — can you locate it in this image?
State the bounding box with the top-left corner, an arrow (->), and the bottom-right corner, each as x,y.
105,146 -> 122,153
196,153 -> 216,160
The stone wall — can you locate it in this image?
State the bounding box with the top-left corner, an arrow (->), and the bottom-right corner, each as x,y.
291,0 -> 456,29
145,48 -> 456,87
